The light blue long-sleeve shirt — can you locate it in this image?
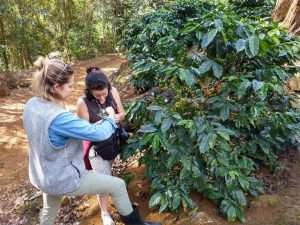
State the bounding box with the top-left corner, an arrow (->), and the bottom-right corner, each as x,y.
49,111 -> 117,148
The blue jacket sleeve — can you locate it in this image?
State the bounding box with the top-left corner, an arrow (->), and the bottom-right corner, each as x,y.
49,111 -> 117,148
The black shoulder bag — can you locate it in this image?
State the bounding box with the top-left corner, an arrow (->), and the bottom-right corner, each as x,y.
92,126 -> 129,161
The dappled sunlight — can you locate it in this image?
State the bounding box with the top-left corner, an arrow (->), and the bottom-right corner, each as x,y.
0,102 -> 24,111
0,112 -> 20,123
0,125 -> 27,151
0,131 -> 18,147
0,92 -> 27,126
101,67 -> 118,75
0,55 -> 126,192
76,80 -> 86,88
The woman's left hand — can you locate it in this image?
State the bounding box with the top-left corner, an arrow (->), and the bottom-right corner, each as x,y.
114,114 -> 122,123
105,107 -> 115,118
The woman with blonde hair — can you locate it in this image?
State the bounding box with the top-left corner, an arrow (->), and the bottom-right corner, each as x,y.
22,55 -> 161,225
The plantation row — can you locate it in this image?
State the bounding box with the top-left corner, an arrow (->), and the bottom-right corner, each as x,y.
120,0 -> 300,222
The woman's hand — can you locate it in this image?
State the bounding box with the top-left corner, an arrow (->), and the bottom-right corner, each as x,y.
105,106 -> 115,118
114,114 -> 122,123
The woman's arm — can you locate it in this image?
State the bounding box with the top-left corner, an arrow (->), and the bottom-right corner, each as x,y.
49,111 -> 117,148
76,97 -> 90,121
111,87 -> 125,123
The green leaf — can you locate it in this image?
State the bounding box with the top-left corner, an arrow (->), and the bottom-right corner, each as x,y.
182,194 -> 194,208
227,206 -> 237,222
208,133 -> 217,148
180,167 -> 190,179
154,111 -> 164,125
257,140 -> 270,154
258,85 -> 268,100
201,29 -> 218,48
220,199 -> 230,212
248,35 -> 259,56
220,103 -> 230,121
183,22 -> 200,33
233,190 -> 247,207
198,60 -> 213,75
138,124 -> 157,133
236,207 -> 246,223
196,31 -> 203,41
237,80 -> 251,99
235,39 -> 246,52
159,197 -> 169,212
164,65 -> 178,74
151,134 -> 161,152
215,19 -> 223,31
167,153 -> 178,168
220,199 -> 238,221
172,192 -> 181,209
147,105 -> 162,111
252,80 -> 264,92
181,157 -> 192,170
177,119 -> 194,129
229,170 -> 239,179
141,133 -> 155,145
245,42 -> 253,58
199,134 -> 210,153
179,68 -> 195,86
274,68 -> 288,81
161,117 -> 173,132
172,113 -> 182,120
149,192 -> 162,208
238,176 -> 250,190
212,62 -> 223,79
217,130 -> 230,141
192,165 -> 202,177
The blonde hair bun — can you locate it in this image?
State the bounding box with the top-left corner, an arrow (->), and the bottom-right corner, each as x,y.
33,56 -> 47,70
48,51 -> 61,60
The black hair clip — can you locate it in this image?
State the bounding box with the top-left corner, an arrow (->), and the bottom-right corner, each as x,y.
86,66 -> 100,74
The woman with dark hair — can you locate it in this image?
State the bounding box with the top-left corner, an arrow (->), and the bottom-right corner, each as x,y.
76,67 -> 125,225
23,57 -> 161,225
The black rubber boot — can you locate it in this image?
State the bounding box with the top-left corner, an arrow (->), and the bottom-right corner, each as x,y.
120,205 -> 162,225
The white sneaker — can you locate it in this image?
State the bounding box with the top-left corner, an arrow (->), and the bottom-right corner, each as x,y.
101,212 -> 115,225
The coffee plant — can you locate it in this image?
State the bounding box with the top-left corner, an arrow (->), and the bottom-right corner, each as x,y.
228,0 -> 276,19
121,0 -> 300,222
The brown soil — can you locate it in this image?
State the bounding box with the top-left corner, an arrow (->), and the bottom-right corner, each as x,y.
1,54 -> 300,225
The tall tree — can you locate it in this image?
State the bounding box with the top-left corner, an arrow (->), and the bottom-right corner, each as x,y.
273,0 -> 300,35
0,0 -> 167,70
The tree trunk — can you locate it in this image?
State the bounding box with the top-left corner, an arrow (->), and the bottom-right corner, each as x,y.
273,0 -> 300,35
0,17 -> 9,70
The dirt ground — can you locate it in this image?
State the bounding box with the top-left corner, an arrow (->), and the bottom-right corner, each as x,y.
0,54 -> 300,225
